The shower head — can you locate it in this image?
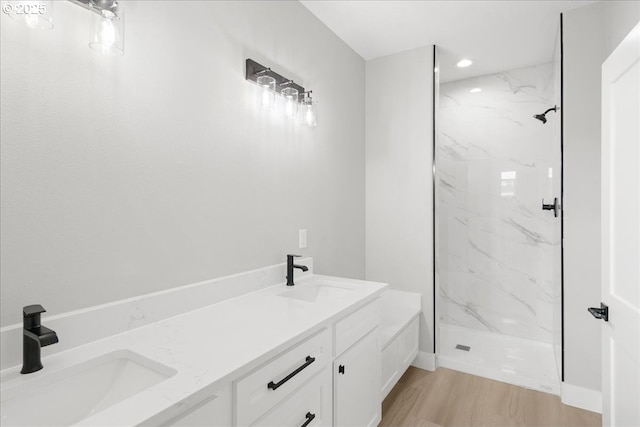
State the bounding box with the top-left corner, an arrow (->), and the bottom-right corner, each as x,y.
533,105 -> 558,124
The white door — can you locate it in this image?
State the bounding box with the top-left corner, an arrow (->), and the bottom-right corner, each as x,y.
600,22 -> 640,427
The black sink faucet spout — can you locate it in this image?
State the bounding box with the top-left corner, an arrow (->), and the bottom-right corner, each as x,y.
286,254 -> 308,286
21,304 -> 58,374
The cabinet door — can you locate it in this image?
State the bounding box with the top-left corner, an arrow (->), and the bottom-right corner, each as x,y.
333,328 -> 381,427
381,334 -> 400,399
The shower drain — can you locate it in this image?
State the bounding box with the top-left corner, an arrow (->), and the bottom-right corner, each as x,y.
455,344 -> 471,351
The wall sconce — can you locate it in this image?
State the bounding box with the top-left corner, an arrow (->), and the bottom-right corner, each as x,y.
70,0 -> 124,56
246,59 -> 317,126
5,1 -> 54,30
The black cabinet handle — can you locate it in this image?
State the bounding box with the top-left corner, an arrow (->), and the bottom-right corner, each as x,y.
301,412 -> 316,427
338,364 -> 345,374
267,356 -> 315,391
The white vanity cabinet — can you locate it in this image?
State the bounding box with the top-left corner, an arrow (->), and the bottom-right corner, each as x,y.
165,296 -> 383,427
333,300 -> 382,427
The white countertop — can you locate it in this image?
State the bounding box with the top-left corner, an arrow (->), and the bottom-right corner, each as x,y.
0,274 -> 387,426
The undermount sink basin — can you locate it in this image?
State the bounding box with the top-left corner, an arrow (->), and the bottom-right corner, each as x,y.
0,350 -> 176,426
279,282 -> 354,303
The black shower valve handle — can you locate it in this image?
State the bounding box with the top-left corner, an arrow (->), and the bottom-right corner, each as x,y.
542,197 -> 560,218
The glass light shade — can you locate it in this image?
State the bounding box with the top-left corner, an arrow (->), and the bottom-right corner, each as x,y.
8,1 -> 53,30
90,3 -> 124,56
281,87 -> 299,118
257,75 -> 276,110
302,97 -> 318,127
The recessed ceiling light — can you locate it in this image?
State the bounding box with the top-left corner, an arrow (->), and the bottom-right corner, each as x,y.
470,88 -> 482,93
457,59 -> 473,68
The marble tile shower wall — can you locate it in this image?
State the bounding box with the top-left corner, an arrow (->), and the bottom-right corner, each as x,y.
437,64 -> 561,344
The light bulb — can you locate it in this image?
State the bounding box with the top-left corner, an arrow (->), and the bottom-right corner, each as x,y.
89,3 -> 124,56
262,86 -> 272,108
286,97 -> 294,115
305,107 -> 314,125
302,97 -> 317,127
257,75 -> 276,110
99,13 -> 117,53
281,87 -> 298,118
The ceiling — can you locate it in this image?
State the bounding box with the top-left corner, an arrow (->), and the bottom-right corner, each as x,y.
300,0 -> 596,82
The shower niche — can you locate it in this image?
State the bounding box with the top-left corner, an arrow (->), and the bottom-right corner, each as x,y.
434,30 -> 562,394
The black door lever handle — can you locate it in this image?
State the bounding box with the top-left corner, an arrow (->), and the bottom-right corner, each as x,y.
588,303 -> 608,321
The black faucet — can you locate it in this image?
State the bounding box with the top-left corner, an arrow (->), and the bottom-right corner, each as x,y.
286,254 -> 308,286
21,304 -> 58,374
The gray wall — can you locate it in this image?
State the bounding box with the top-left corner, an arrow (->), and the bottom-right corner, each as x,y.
0,1 -> 366,326
365,47 -> 435,355
563,1 -> 639,392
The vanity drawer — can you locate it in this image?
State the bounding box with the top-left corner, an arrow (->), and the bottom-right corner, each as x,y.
334,299 -> 380,356
252,368 -> 332,427
235,328 -> 332,427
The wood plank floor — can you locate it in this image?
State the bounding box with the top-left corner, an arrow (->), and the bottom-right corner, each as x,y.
380,367 -> 602,427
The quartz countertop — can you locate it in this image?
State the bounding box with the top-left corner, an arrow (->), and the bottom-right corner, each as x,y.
0,274 -> 387,426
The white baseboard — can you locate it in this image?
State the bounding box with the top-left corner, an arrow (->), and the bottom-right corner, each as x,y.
561,382 -> 602,413
411,351 -> 436,371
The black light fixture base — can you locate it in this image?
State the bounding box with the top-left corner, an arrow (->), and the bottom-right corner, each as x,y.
246,59 -> 306,101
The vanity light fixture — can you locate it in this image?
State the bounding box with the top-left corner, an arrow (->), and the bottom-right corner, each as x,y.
6,1 -> 54,30
70,0 -> 124,56
246,59 -> 315,125
456,59 -> 473,68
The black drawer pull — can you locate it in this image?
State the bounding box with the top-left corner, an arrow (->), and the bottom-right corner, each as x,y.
267,356 -> 316,391
301,412 -> 316,427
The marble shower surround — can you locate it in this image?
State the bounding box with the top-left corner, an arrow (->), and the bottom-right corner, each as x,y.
437,64 -> 561,344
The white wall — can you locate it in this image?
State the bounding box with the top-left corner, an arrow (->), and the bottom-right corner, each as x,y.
603,1 -> 640,57
563,1 -> 639,393
365,47 -> 434,355
0,1 -> 365,327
